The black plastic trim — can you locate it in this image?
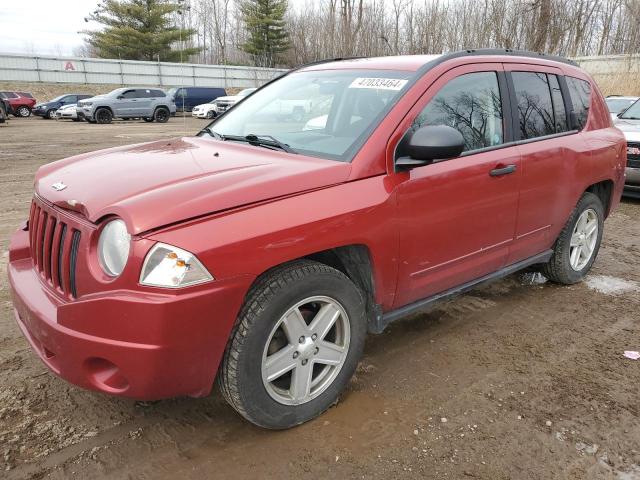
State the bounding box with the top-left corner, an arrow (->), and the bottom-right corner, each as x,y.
69,230 -> 81,298
57,224 -> 67,289
370,249 -> 554,333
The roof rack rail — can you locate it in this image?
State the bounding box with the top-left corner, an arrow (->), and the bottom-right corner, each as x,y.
437,48 -> 578,67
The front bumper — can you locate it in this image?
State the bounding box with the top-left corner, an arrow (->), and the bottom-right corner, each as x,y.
8,227 -> 252,400
624,166 -> 640,198
191,110 -> 210,118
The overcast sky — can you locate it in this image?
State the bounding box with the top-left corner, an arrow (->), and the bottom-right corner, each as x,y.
1,0 -> 104,56
0,0 -> 310,57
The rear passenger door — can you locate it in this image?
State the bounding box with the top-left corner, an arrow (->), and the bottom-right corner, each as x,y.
503,64 -> 586,263
394,64 -> 522,307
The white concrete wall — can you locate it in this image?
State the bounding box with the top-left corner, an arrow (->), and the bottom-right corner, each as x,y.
0,53 -> 287,88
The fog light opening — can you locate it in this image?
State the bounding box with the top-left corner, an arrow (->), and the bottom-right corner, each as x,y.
84,357 -> 129,392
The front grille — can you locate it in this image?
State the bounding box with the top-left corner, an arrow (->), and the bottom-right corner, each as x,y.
28,199 -> 81,298
627,142 -> 640,168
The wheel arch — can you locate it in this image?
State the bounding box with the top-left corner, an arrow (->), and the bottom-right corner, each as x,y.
249,245 -> 382,334
585,179 -> 614,217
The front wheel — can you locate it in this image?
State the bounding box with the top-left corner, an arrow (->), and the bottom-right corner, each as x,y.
46,109 -> 57,119
95,108 -> 113,124
218,260 -> 366,429
543,192 -> 604,284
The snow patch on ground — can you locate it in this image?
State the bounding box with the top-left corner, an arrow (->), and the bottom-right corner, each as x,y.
585,275 -> 639,296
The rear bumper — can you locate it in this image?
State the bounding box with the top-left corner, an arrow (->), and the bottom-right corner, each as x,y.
8,227 -> 253,400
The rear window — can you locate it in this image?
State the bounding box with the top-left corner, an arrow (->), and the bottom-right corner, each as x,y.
512,72 -> 556,139
565,77 -> 591,130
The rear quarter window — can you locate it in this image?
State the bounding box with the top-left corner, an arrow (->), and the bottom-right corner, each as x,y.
566,76 -> 591,130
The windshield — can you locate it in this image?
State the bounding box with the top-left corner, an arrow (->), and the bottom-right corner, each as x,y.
606,98 -> 636,114
205,69 -> 413,161
619,99 -> 640,119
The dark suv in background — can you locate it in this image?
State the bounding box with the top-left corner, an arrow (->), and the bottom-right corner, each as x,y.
33,94 -> 93,119
168,86 -> 226,112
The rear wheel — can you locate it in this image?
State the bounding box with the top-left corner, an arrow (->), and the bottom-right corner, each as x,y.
153,107 -> 169,123
17,106 -> 31,117
206,110 -> 215,119
218,260 -> 366,429
95,108 -> 113,124
543,192 -> 604,284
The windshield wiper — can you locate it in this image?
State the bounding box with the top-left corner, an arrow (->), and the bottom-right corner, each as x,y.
244,134 -> 297,154
200,129 -> 297,154
200,126 -> 224,140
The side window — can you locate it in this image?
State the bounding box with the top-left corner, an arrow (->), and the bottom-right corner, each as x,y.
150,90 -> 165,98
549,75 -> 568,133
413,71 -> 503,152
63,95 -> 76,103
512,72 -> 555,139
121,90 -> 137,99
566,76 -> 591,130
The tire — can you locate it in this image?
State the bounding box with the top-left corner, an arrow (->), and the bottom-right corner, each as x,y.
143,117 -> 154,123
46,109 -> 57,119
218,260 -> 366,429
543,192 -> 604,284
153,107 -> 169,123
17,106 -> 31,117
95,108 -> 113,124
206,110 -> 215,119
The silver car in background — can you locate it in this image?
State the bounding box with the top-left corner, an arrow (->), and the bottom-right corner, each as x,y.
77,88 -> 176,124
605,95 -> 639,121
614,98 -> 640,198
55,104 -> 79,121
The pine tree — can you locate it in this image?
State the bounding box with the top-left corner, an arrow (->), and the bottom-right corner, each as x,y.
240,0 -> 290,67
83,0 -> 200,62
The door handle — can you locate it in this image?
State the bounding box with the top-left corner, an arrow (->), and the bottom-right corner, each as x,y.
489,164 -> 517,177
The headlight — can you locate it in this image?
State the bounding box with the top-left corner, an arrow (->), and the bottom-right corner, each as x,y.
140,243 -> 213,288
98,219 -> 130,276
81,102 -> 92,107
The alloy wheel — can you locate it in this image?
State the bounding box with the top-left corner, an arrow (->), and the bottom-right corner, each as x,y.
569,208 -> 598,271
261,296 -> 351,406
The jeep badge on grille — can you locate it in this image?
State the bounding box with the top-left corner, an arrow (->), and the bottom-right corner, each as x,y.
51,182 -> 67,191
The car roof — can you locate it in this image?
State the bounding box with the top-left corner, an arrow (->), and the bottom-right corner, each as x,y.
299,49 -> 578,73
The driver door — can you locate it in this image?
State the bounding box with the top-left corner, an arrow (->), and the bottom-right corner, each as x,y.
393,64 -> 522,307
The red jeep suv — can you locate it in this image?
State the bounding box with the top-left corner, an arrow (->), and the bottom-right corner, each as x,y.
8,50 -> 625,429
0,91 -> 36,117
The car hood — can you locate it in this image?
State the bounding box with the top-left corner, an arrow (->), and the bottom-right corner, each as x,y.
194,103 -> 215,109
215,95 -> 241,102
614,118 -> 640,142
35,136 -> 350,235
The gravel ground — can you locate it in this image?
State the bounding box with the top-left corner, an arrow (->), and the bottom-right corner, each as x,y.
1,116 -> 639,479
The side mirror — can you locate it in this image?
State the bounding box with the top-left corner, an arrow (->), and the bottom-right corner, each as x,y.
395,125 -> 465,170
117,95 -> 124,100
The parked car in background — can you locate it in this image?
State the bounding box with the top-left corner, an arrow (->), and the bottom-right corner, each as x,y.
168,87 -> 226,112
0,98 -> 8,123
211,88 -> 256,115
77,88 -> 176,124
33,94 -> 93,120
605,95 -> 638,120
613,98 -> 640,197
8,50 -> 625,430
0,91 -> 36,117
191,101 -> 218,119
55,103 -> 80,121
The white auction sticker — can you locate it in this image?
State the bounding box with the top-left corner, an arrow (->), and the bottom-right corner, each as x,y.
349,77 -> 408,91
